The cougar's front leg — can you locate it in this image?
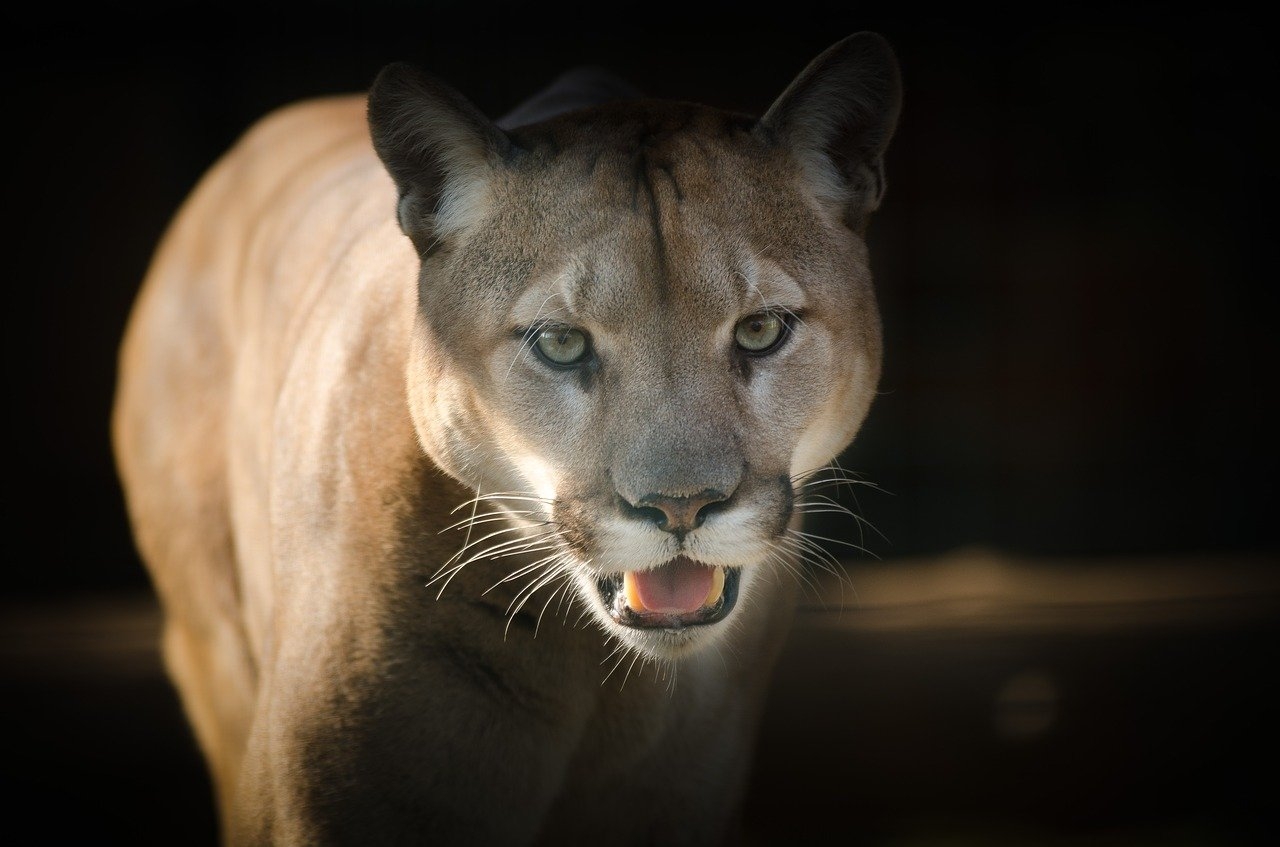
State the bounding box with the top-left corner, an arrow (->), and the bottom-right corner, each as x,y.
226,593 -> 596,846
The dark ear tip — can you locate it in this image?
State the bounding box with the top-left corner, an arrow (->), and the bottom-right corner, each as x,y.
839,31 -> 902,79
369,62 -> 423,99
373,61 -> 422,81
367,63 -> 449,136
835,32 -> 903,115
846,30 -> 894,49
837,31 -> 895,57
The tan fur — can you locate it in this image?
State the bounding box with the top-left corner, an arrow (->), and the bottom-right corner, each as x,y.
113,34 -> 899,845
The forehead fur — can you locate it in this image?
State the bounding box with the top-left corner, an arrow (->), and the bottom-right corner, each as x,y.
423,100 -> 869,347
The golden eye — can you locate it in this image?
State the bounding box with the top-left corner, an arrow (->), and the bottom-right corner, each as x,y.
734,312 -> 786,353
534,326 -> 590,366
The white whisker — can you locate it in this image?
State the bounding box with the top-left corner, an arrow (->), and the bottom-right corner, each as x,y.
504,291 -> 571,380
439,509 -> 542,534
534,573 -> 575,637
789,528 -> 878,560
441,524 -> 552,567
506,564 -> 571,640
619,649 -> 644,691
484,550 -> 566,593
450,492 -> 555,514
449,530 -> 561,571
601,646 -> 631,685
763,540 -> 823,600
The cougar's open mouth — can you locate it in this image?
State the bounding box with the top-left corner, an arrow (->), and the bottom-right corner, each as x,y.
596,556 -> 741,629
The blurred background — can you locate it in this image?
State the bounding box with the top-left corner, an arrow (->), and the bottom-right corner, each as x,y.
3,1 -> 1275,844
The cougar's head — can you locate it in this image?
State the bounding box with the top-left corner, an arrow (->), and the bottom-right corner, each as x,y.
368,34 -> 901,659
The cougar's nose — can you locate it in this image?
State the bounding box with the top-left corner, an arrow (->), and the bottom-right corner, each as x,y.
620,490 -> 732,534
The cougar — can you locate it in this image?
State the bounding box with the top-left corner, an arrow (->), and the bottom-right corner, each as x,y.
112,31 -> 900,845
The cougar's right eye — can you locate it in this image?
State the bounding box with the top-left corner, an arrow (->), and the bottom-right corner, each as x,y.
734,311 -> 788,354
533,325 -> 591,367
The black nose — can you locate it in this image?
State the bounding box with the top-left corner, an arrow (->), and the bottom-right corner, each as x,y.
620,490 -> 731,534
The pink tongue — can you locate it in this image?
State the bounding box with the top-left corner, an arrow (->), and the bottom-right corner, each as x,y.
632,557 -> 714,614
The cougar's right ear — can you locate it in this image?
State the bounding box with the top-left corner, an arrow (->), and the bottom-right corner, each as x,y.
367,63 -> 512,255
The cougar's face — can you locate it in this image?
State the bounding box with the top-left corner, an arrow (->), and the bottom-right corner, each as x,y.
409,105 -> 882,659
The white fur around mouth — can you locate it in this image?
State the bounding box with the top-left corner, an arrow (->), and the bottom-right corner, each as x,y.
596,557 -> 740,629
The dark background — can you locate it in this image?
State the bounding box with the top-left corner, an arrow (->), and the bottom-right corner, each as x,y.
4,1 -> 1276,844
8,1 -> 1276,592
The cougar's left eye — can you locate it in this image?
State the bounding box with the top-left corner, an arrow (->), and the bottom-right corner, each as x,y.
534,325 -> 591,366
734,311 -> 788,354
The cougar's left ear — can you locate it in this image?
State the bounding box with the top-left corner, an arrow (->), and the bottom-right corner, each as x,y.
367,63 -> 513,255
757,32 -> 902,232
